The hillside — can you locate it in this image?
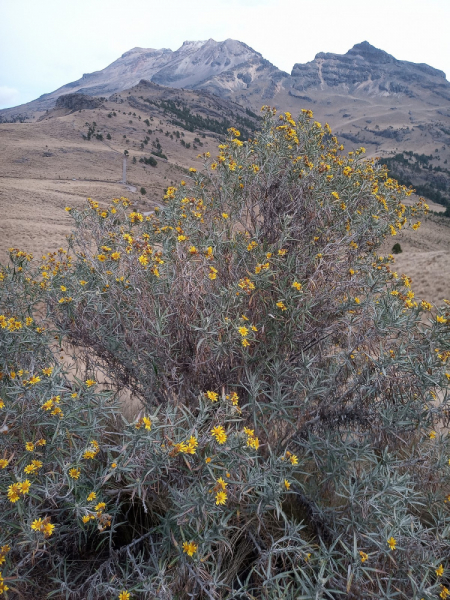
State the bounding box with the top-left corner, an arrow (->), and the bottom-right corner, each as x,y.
0,80 -> 259,261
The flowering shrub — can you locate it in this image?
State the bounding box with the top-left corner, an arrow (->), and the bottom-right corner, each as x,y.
1,109 -> 450,599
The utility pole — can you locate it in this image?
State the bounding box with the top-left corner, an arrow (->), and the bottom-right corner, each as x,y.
122,156 -> 127,184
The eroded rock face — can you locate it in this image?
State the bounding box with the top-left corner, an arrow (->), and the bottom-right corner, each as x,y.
55,94 -> 103,111
290,41 -> 449,98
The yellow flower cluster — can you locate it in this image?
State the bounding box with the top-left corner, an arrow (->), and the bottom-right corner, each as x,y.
211,426 -> 227,445
170,436 -> 198,456
31,517 -> 55,538
243,427 -> 259,450
0,545 -> 10,566
0,315 -> 23,331
7,480 -> 31,503
24,460 -> 43,474
0,571 -> 8,595
83,440 -> 99,460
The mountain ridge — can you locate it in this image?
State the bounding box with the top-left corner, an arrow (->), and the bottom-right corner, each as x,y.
1,39 -> 448,122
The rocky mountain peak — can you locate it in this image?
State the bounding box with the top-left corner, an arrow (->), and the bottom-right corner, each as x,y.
346,41 -> 396,64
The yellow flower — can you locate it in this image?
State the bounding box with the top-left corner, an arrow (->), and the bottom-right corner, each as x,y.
289,454 -> 298,465
205,457 -> 212,464
182,541 -> 198,557
211,426 -> 227,444
436,564 -> 444,577
238,326 -> 249,337
42,367 -> 53,376
387,536 -> 396,551
31,518 -> 44,532
25,442 -> 34,452
188,246 -> 197,254
82,515 -> 91,524
217,477 -> 228,490
228,392 -> 239,405
189,167 -> 197,173
69,468 -> 81,479
331,192 -> 339,200
7,483 -> 21,503
209,266 -> 218,280
184,436 -> 198,454
28,375 -> 41,385
292,281 -> 302,291
43,522 -> 55,537
276,301 -> 287,311
138,255 -> 149,266
19,480 -> 30,494
429,430 -> 436,439
85,379 -> 96,387
118,592 -> 130,600
437,316 -> 447,324
87,492 -> 97,502
441,586 -> 450,600
242,338 -> 250,347
95,502 -> 106,511
215,490 -> 227,505
111,252 -> 120,260
247,436 -> 259,450
80,280 -> 87,285
284,479 -> 291,490
354,297 -> 360,304
222,213 -> 229,219
111,463 -> 117,469
143,416 -> 152,430
97,254 -> 106,262
0,459 -> 8,469
359,551 -> 368,562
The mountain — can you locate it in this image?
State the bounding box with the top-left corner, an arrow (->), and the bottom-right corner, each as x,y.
289,41 -> 449,100
0,39 -> 284,120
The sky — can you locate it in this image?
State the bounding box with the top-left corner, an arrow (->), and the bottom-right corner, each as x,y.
1,0 -> 449,109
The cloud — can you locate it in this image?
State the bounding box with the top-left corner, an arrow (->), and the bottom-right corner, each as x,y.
0,86 -> 21,109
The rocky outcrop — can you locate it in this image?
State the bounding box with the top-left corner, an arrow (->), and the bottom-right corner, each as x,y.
290,41 -> 449,99
55,93 -> 103,112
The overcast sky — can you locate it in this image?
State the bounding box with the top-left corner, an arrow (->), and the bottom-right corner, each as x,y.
1,0 -> 449,109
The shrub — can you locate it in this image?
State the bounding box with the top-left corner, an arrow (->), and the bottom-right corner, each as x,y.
140,187 -> 146,195
1,109 -> 449,599
392,242 -> 403,253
